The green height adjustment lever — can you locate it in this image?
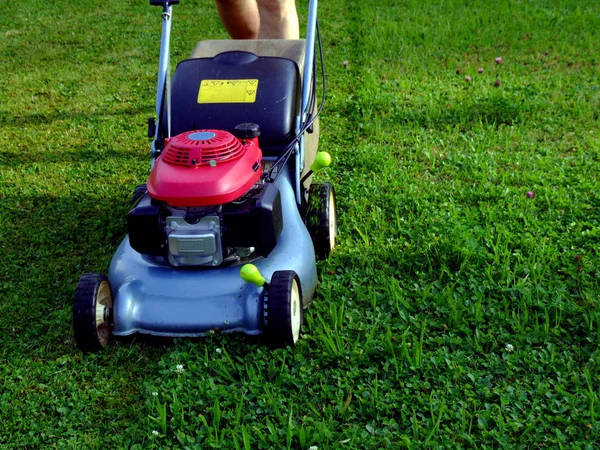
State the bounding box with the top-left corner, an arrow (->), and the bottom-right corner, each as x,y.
310,152 -> 332,172
240,264 -> 268,288
301,152 -> 332,184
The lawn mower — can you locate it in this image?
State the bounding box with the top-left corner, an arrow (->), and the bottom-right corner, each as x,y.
73,0 -> 336,351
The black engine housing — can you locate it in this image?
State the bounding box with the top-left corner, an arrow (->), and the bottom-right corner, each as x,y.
127,183 -> 283,260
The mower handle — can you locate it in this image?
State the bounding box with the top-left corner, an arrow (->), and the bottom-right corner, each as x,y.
150,0 -> 180,6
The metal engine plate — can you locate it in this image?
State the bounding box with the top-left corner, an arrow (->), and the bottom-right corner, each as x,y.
166,215 -> 222,266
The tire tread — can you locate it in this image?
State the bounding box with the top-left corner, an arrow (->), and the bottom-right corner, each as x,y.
263,270 -> 303,348
73,273 -> 110,353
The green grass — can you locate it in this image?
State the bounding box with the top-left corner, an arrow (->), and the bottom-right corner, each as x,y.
1,0 -> 599,448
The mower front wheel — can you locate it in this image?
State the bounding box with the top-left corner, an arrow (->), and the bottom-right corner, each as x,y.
305,183 -> 337,260
73,273 -> 113,352
264,271 -> 303,348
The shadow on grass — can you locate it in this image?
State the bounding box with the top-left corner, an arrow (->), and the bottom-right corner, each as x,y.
344,89 -> 526,131
0,189 -> 267,356
415,96 -> 524,128
0,147 -> 145,168
0,105 -> 152,128
0,191 -> 128,343
0,106 -> 153,167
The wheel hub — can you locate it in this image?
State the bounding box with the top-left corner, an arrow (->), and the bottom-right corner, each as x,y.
95,281 -> 113,347
328,190 -> 337,250
290,279 -> 301,343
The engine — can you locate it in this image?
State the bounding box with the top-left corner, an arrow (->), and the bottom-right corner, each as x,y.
127,126 -> 283,267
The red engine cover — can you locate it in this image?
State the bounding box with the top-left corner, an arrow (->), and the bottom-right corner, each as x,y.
147,130 -> 263,206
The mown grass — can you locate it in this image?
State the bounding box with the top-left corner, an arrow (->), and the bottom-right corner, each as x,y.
1,0 -> 599,448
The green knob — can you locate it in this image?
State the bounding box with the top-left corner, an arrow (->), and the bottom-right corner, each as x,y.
240,264 -> 266,287
310,152 -> 332,172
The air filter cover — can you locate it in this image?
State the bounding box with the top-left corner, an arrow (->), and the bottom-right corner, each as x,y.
147,129 -> 263,206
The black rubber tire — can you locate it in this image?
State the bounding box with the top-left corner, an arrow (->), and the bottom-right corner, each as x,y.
304,183 -> 337,260
73,273 -> 113,352
130,183 -> 148,208
263,271 -> 303,348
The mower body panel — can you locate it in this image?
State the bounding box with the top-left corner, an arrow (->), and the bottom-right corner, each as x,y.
108,167 -> 317,337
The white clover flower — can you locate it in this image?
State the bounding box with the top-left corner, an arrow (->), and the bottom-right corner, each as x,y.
152,391 -> 158,397
505,343 -> 514,353
216,348 -> 222,354
176,364 -> 185,374
308,446 -> 318,450
152,430 -> 159,436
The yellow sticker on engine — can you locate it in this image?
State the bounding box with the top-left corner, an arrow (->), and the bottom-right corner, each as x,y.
197,79 -> 259,104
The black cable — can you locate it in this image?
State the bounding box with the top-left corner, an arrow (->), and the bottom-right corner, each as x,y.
266,19 -> 326,182
308,46 -> 317,117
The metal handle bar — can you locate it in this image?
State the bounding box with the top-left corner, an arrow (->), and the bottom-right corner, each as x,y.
150,0 -> 180,7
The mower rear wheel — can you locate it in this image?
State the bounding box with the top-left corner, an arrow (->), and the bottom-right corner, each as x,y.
305,183 -> 337,260
264,271 -> 303,348
73,273 -> 113,352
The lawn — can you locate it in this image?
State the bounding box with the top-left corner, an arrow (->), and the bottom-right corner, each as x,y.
0,0 -> 599,448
